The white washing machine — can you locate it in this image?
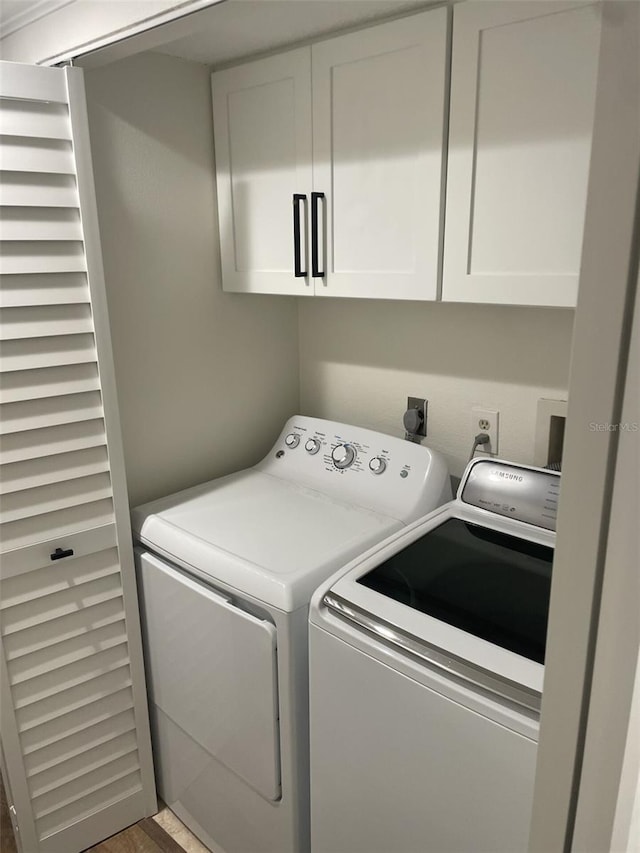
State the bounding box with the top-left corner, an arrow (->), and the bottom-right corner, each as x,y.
132,415 -> 451,853
309,458 -> 560,853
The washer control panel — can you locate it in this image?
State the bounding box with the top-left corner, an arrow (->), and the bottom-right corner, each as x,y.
259,415 -> 452,524
460,459 -> 561,531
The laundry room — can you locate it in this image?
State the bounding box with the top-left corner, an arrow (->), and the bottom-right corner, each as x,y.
81,43 -> 574,508
0,2 -> 638,853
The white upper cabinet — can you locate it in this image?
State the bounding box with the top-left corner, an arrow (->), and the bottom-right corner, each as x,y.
212,2 -> 601,306
311,9 -> 449,300
212,49 -> 313,296
211,7 -> 450,299
442,2 -> 602,307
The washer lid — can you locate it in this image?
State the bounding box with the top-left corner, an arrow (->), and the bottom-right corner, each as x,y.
316,502 -> 554,699
132,469 -> 402,611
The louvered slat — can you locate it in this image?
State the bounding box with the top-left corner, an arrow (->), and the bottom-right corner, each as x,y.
12,643 -> 130,710
0,241 -> 86,274
36,772 -> 142,840
1,572 -> 123,636
9,620 -> 128,684
0,418 -> 105,464
1,472 -> 113,523
29,731 -> 138,802
15,666 -> 133,735
24,709 -> 136,777
0,98 -> 71,140
1,446 -> 110,494
0,66 -> 68,104
0,363 -> 100,403
20,688 -> 135,755
0,304 -> 94,340
30,732 -> 138,800
0,334 -> 96,372
33,751 -> 140,819
2,597 -> 125,662
0,498 -> 115,551
0,273 -> 89,307
0,208 -> 83,241
0,173 -> 78,207
0,138 -> 75,175
0,391 -> 104,434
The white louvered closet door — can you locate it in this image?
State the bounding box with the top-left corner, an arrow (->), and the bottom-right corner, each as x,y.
0,63 -> 157,853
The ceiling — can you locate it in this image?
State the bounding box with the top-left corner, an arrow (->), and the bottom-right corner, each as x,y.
0,0 -> 25,25
153,0 -> 435,68
0,0 -> 71,38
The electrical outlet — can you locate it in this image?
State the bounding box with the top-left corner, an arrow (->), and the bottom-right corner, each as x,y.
470,407 -> 500,455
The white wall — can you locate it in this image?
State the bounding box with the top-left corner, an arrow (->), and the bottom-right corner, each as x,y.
85,52 -> 299,506
298,299 -> 574,477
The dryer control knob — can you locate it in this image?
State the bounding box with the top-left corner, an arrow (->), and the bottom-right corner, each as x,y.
332,443 -> 356,469
305,438 -> 320,455
285,433 -> 300,448
369,456 -> 387,475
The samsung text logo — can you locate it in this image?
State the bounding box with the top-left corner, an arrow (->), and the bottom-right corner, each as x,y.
492,470 -> 524,482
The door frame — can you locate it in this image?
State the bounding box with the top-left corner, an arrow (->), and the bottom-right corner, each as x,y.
528,2 -> 640,850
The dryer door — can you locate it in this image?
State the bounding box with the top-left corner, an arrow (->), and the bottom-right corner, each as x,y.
137,551 -> 280,801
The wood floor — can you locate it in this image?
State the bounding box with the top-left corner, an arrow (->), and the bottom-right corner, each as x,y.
85,817 -> 185,853
1,775 -> 18,853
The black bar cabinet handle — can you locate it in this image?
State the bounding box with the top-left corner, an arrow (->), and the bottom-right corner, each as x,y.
51,547 -> 74,561
293,193 -> 307,277
311,191 -> 325,278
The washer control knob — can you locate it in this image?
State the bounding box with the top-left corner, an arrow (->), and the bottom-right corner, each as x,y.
285,433 -> 300,449
332,443 -> 356,469
369,456 -> 387,475
305,438 -> 320,455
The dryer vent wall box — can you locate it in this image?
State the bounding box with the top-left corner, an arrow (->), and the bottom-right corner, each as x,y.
535,398 -> 568,469
132,415 -> 452,853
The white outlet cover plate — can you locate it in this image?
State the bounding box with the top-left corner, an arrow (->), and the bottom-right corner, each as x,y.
470,407 -> 500,455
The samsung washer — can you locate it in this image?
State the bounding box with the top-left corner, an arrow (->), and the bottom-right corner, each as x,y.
309,458 -> 560,853
132,415 -> 452,853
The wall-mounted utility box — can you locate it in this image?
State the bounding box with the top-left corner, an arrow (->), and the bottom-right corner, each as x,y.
535,398 -> 568,470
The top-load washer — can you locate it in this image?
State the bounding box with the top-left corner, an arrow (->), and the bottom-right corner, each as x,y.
131,415 -> 451,853
309,457 -> 560,853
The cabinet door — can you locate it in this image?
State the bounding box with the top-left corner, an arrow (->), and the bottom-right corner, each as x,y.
212,49 -> 313,295
0,61 -> 156,853
311,8 -> 449,301
443,2 -> 601,307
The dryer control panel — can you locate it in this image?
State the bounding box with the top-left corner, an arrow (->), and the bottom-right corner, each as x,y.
460,459 -> 560,531
259,415 -> 452,525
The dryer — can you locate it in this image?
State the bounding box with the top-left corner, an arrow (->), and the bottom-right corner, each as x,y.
132,415 -> 451,853
309,458 -> 560,853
